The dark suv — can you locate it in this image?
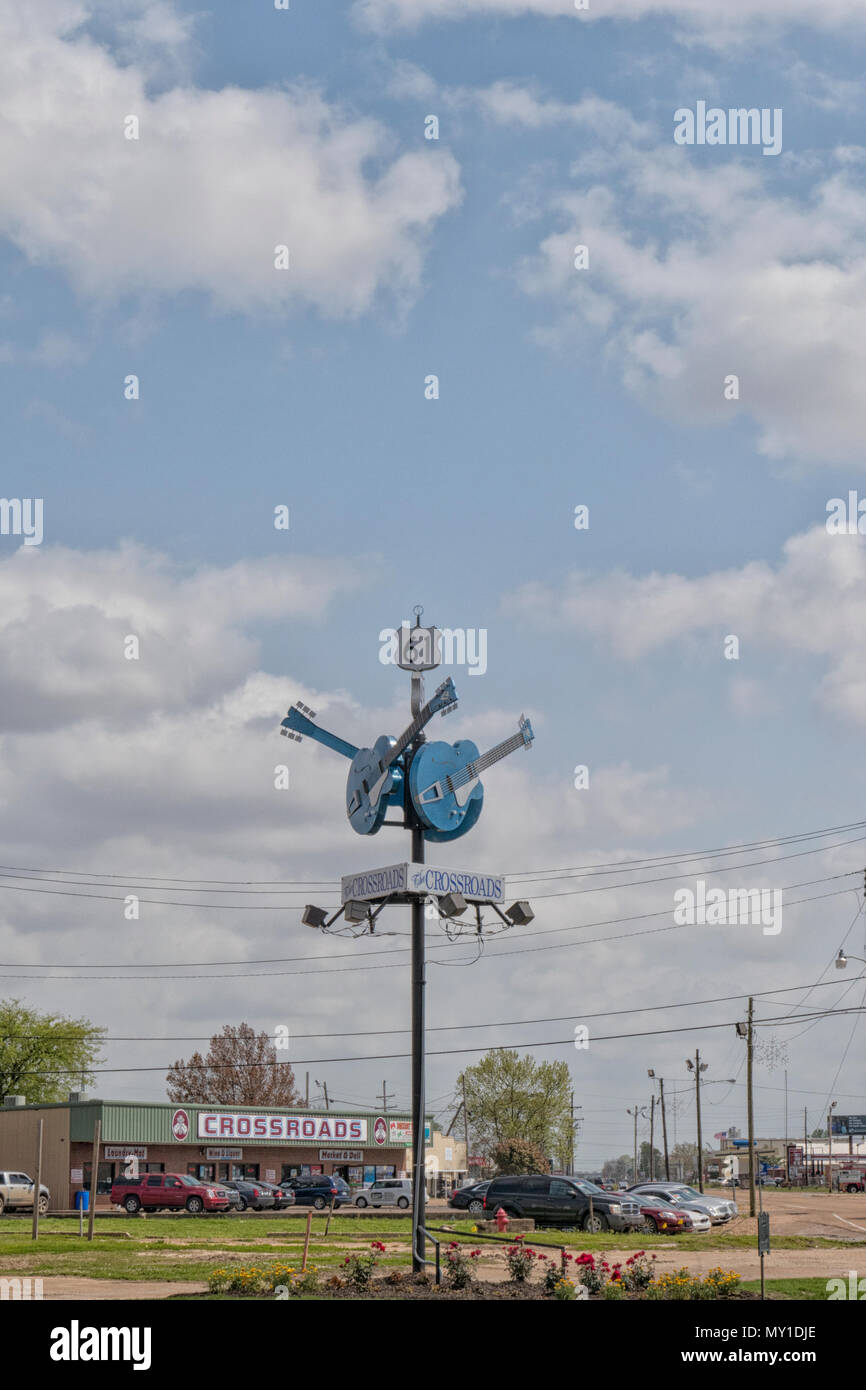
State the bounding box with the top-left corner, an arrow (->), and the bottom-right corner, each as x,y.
483,1174 -> 642,1232
280,1175 -> 351,1209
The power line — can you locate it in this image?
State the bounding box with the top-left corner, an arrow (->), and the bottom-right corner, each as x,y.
10,1004 -> 866,1077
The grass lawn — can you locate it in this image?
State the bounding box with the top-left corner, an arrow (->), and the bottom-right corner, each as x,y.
741,1277 -> 835,1300
0,1213 -> 859,1285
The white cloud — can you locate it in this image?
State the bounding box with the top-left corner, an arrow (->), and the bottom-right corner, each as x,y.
521,145 -> 866,464
505,526 -> 866,724
0,543 -> 368,730
0,2 -> 461,316
358,0 -> 866,43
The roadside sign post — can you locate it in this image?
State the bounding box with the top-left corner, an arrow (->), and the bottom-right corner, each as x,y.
757,1209 -> 770,1301
31,1118 -> 43,1242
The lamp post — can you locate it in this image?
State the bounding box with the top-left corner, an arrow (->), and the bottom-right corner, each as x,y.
627,1105 -> 648,1184
828,1100 -> 838,1193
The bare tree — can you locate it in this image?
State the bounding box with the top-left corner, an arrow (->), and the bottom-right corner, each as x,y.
166,1022 -> 301,1106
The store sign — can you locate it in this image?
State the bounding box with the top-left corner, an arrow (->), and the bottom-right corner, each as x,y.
171,1108 -> 190,1141
320,1149 -> 364,1162
385,1120 -> 431,1147
341,863 -> 505,905
196,1112 -> 367,1144
105,1146 -> 147,1160
205,1148 -> 242,1161
70,1169 -> 83,1184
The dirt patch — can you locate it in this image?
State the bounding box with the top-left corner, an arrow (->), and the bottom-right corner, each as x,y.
19,1278 -> 208,1301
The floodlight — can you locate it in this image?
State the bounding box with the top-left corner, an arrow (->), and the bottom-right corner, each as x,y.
302,905 -> 329,929
505,900 -> 534,926
344,900 -> 369,924
440,892 -> 468,919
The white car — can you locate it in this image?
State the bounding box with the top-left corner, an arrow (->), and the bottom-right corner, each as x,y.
354,1179 -> 424,1209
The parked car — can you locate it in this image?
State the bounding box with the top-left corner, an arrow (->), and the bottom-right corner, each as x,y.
280,1175 -> 352,1209
256,1180 -> 295,1210
484,1174 -> 642,1232
220,1186 -> 243,1211
221,1179 -> 276,1211
0,1171 -> 50,1215
110,1172 -> 230,1214
355,1178 -> 422,1210
633,1193 -> 708,1234
448,1180 -> 490,1213
629,1182 -> 737,1225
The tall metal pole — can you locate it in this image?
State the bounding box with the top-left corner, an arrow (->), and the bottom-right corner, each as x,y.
649,1095 -> 655,1181
408,670 -> 427,1273
747,997 -> 756,1217
660,1078 -> 670,1180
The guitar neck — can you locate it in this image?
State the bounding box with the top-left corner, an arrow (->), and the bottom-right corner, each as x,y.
388,698 -> 442,765
448,731 -> 526,791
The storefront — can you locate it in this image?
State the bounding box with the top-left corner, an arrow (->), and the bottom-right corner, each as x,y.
0,1097 -> 430,1208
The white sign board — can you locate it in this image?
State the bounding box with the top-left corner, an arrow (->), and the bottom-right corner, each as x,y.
197,1112 -> 367,1144
342,863 -> 505,905
105,1146 -> 147,1160
320,1149 -> 364,1162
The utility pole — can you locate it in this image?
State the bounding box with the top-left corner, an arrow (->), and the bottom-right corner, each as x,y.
649,1094 -> 655,1181
686,1051 -> 708,1192
377,1081 -> 395,1113
804,1107 -> 808,1185
746,998 -> 756,1217
305,1072 -> 309,1107
461,1073 -> 470,1175
660,1079 -> 670,1179
627,1105 -> 646,1183
315,1080 -> 330,1111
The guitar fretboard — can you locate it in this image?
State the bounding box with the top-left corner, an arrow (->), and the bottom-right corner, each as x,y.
444,730 -> 527,794
379,692 -> 451,773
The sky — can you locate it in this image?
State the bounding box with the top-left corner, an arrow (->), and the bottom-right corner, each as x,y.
1,0 -> 866,1168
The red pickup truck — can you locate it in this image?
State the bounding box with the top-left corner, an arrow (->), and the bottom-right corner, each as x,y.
111,1172 -> 231,1214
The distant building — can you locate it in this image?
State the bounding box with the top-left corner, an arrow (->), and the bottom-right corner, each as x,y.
424,1130 -> 467,1196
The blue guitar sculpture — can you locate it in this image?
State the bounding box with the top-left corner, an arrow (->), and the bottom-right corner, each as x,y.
408,714 -> 534,842
345,678 -> 458,835
280,702 -> 359,760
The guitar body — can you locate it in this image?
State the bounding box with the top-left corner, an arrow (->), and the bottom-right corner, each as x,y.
408,738 -> 485,839
346,736 -> 404,836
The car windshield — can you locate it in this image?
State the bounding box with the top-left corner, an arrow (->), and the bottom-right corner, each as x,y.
178,1175 -> 200,1187
575,1180 -> 605,1196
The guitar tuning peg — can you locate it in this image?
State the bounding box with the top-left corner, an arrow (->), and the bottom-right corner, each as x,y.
308,709 -> 317,719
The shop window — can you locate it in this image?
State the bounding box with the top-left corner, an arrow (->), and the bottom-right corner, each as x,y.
281,1165 -> 301,1182
82,1162 -> 114,1195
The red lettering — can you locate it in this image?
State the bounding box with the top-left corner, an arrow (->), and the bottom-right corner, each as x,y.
302,1119 -> 314,1137
254,1117 -> 267,1136
287,1120 -> 299,1138
238,1117 -> 251,1136
335,1121 -> 347,1138
350,1121 -> 363,1140
320,1121 -> 332,1139
204,1116 -> 217,1135
220,1117 -> 233,1136
270,1118 -> 282,1137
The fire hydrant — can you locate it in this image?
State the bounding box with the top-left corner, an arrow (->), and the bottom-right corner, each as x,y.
495,1206 -> 509,1234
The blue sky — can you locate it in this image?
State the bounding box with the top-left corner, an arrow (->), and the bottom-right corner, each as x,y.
1,0 -> 866,1165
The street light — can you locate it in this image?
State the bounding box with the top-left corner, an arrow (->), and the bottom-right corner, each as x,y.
835,950 -> 866,969
627,1105 -> 648,1184
648,1070 -> 670,1180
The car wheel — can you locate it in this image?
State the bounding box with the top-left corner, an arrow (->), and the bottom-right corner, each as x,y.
582,1211 -> 609,1233
186,1196 -> 204,1214
397,1196 -> 409,1209
124,1196 -> 141,1214
642,1216 -> 658,1234
468,1199 -> 484,1214
237,1197 -> 247,1211
356,1197 -> 368,1208
37,1195 -> 49,1215
313,1196 -> 327,1210
0,1194 -> 6,1214
847,1184 -> 859,1193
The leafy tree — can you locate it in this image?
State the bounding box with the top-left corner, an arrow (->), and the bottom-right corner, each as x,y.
166,1022 -> 301,1106
490,1138 -> 549,1175
0,999 -> 104,1103
461,1051 -> 571,1161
